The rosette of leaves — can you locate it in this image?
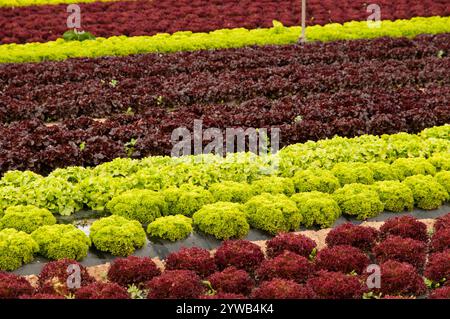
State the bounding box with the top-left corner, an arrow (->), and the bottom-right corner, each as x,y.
427,153 -> 450,172
331,163 -> 374,185
0,228 -> 39,271
107,189 -> 168,224
250,176 -> 295,196
392,158 -> 436,181
402,175 -> 449,210
147,215 -> 193,242
435,171 -> 450,194
0,205 -> 56,233
290,191 -> 341,228
162,185 -> 214,217
127,167 -> 165,191
208,181 -> 253,203
291,168 -> 340,193
370,181 -> 414,212
0,170 -> 43,187
31,224 -> 91,261
366,162 -> 399,181
20,176 -> 83,216
48,166 -> 91,184
192,202 -> 249,240
76,175 -> 133,212
0,186 -> 26,212
90,215 -> 146,256
92,158 -> 142,178
333,183 -> 384,220
244,193 -> 301,235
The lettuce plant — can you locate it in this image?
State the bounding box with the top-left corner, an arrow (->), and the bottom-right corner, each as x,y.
315,245 -> 370,274
373,235 -> 427,270
38,259 -> 95,295
192,202 -> 249,240
325,223 -> 379,251
435,171 -> 450,194
90,215 -> 147,256
0,228 -> 39,271
75,282 -> 129,299
371,181 -> 414,212
403,174 -> 449,210
366,162 -> 399,181
427,153 -> 450,172
331,163 -> 374,185
165,247 -> 217,278
208,181 -> 253,203
306,270 -> 367,299
377,260 -> 427,296
0,205 -> 56,233
256,251 -> 314,284
214,240 -> 265,272
146,270 -> 205,299
290,191 -> 341,228
147,215 -> 193,242
380,216 -> 428,242
392,158 -> 436,181
0,272 -> 34,299
162,185 -> 214,217
434,213 -> 450,233
424,250 -> 450,285
106,189 -> 168,224
291,168 -> 340,193
107,256 -> 161,287
251,278 -> 315,299
250,176 -> 295,196
208,267 -> 254,296
333,183 -> 384,220
31,224 -> 91,261
244,193 -> 301,234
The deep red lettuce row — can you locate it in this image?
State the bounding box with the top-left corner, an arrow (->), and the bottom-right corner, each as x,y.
1,0 -> 449,44
2,215 -> 450,299
0,39 -> 450,122
0,82 -> 448,175
2,57 -> 448,123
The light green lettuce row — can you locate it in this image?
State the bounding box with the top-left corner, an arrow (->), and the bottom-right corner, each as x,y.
0,125 -> 448,216
0,0 -> 116,7
1,16 -> 449,63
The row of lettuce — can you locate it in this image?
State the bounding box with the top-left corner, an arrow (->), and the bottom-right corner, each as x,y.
2,214 -> 450,299
0,125 -> 449,271
1,125 -> 448,215
0,17 -> 449,63
3,0 -> 447,45
0,0 -> 110,6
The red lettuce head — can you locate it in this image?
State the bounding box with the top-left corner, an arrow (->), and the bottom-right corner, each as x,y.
251,278 -> 316,299
165,247 -> 216,278
326,223 -> 379,251
315,245 -> 370,274
214,240 -> 265,272
107,256 -> 161,287
146,270 -> 205,299
265,232 -> 316,258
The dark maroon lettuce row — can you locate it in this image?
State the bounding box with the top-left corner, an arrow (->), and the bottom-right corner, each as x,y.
1,0 -> 449,44
1,34 -> 450,123
0,82 -> 449,175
